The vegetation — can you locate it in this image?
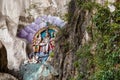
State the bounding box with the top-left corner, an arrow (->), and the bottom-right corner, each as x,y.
74,1 -> 120,80
49,52 -> 55,58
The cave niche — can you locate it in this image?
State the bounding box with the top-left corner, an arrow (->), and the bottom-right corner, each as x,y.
0,42 -> 8,72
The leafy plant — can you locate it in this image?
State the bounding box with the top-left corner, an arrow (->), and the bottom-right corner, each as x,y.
74,1 -> 120,80
49,52 -> 54,58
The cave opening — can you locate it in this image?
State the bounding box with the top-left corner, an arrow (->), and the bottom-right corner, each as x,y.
0,42 -> 8,73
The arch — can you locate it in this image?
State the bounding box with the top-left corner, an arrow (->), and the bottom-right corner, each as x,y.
33,26 -> 59,40
32,26 -> 60,53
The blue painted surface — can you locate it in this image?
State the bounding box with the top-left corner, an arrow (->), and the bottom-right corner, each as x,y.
41,29 -> 55,39
36,52 -> 49,63
20,29 -> 56,80
20,63 -> 42,80
20,62 -> 51,80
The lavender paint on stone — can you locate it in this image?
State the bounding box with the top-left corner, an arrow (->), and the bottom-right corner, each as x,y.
18,29 -> 28,38
18,15 -> 66,43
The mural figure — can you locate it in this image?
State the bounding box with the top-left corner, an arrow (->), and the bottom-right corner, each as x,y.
50,32 -> 55,49
28,27 -> 58,63
33,34 -> 41,53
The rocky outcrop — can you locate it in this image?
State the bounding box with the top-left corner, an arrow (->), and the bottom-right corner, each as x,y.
0,1 -> 70,79
0,0 -> 30,71
51,0 -> 118,80
51,0 -> 91,79
0,12 -> 27,71
27,0 -> 70,19
0,0 -> 70,80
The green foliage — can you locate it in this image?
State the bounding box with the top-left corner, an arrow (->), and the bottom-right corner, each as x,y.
74,1 -> 120,80
76,0 -> 100,11
82,2 -> 100,11
63,13 -> 70,21
92,3 -> 120,79
93,7 -> 111,33
49,52 -> 54,58
75,44 -> 94,80
94,69 -> 120,80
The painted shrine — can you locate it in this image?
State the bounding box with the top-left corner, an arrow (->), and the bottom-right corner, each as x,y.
32,26 -> 59,62
18,15 -> 65,80
18,15 -> 65,63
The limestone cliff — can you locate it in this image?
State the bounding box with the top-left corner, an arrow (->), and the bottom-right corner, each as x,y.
0,0 -> 70,71
0,0 -> 118,80
51,0 -> 117,80
51,0 -> 91,79
0,0 -> 70,79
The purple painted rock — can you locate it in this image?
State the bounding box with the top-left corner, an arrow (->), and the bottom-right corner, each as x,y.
24,26 -> 36,34
18,29 -> 28,38
26,33 -> 34,43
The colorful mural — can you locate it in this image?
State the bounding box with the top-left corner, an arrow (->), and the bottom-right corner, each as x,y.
32,26 -> 59,63
18,15 -> 66,43
33,26 -> 59,53
18,15 -> 66,63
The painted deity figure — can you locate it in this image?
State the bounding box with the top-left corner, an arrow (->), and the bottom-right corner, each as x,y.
42,30 -> 51,53
32,29 -> 56,63
39,30 -> 55,53
35,30 -> 51,62
33,35 -> 41,53
49,32 -> 55,50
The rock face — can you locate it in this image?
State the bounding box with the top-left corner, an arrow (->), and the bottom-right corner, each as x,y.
51,0 -> 91,79
0,0 -> 30,36
0,0 -> 70,71
0,0 -> 31,71
0,12 -> 27,71
25,0 -> 70,19
0,0 -> 118,80
51,0 -> 117,80
0,42 -> 8,72
0,73 -> 18,80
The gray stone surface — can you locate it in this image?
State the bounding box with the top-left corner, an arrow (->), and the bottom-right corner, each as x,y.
0,73 -> 18,80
